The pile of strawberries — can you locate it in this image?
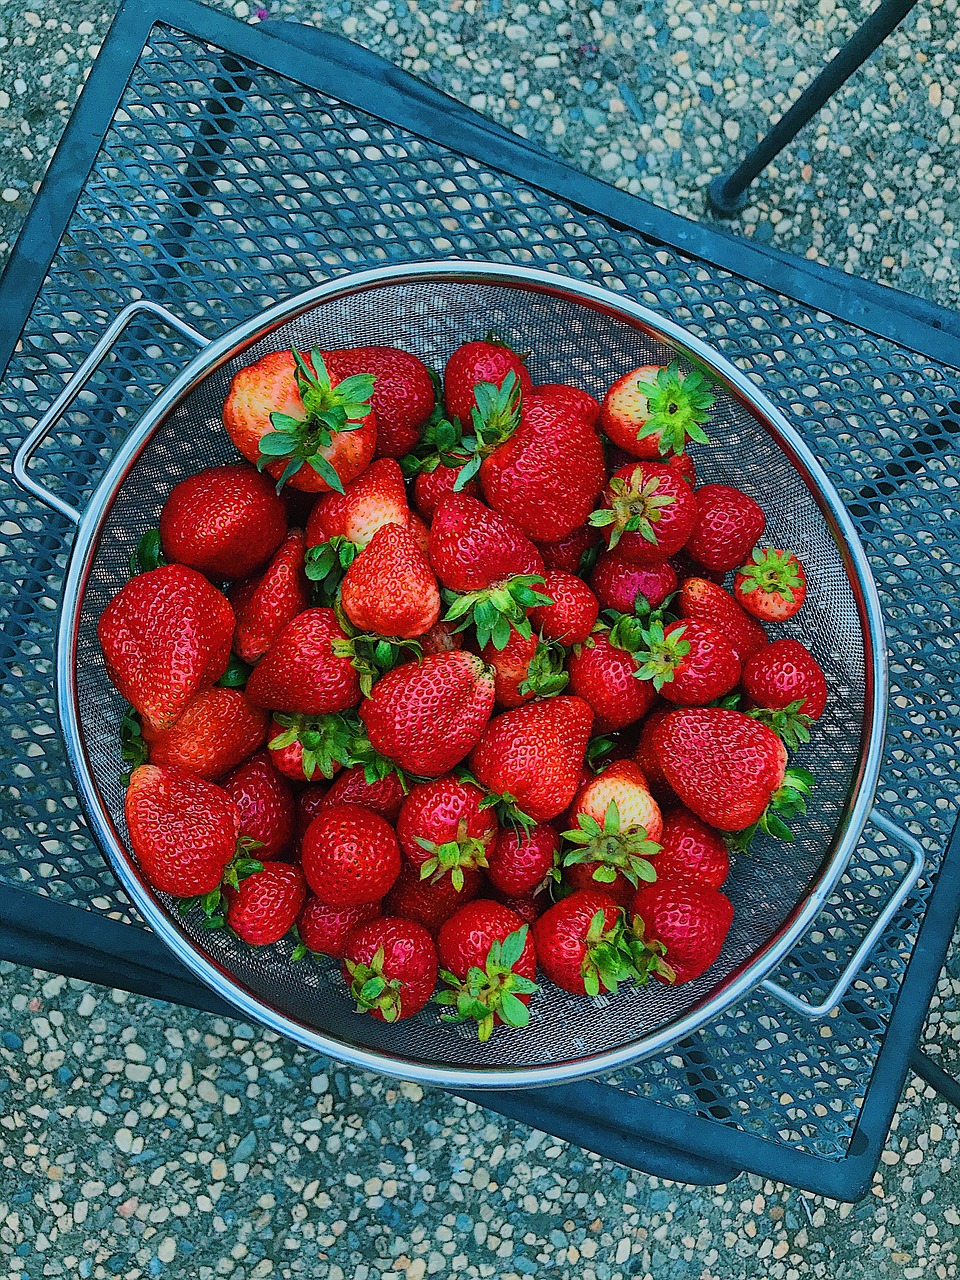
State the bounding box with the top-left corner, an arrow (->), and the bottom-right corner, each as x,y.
97,335 -> 825,1041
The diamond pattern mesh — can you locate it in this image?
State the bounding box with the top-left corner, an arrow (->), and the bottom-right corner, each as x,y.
1,24 -> 958,1159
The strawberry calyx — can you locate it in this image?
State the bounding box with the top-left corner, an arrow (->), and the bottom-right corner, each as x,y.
476,786 -> 538,835
588,473 -> 678,550
128,529 -> 165,577
413,833 -> 490,891
290,925 -> 308,963
561,801 -> 660,890
305,535 -> 358,605
633,618 -> 691,692
578,907 -> 658,997
399,411 -> 471,478
442,574 -> 554,651
345,722 -> 414,789
177,837 -> 264,929
256,347 -> 374,493
434,925 -> 538,1041
633,361 -> 714,457
748,698 -> 814,750
119,706 -> 148,781
628,915 -> 677,985
736,547 -> 804,603
726,765 -> 815,852
345,944 -> 408,1023
331,610 -> 423,696
269,711 -> 356,781
518,639 -> 570,700
216,654 -> 253,689
584,734 -> 616,772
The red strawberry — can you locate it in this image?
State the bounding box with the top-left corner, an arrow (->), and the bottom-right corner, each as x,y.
487,887 -> 550,925
245,608 -> 361,714
428,494 -> 543,592
590,462 -> 697,565
533,889 -> 662,996
383,863 -> 483,935
567,625 -> 657,731
124,764 -> 241,895
319,766 -> 406,824
663,451 -> 696,487
222,751 -> 296,860
485,823 -> 559,897
222,347 -> 377,493
231,530 -> 310,664
561,761 -> 662,903
225,862 -> 306,945
343,916 -> 438,1021
340,522 -> 441,639
528,571 -> 599,645
655,808 -> 729,889
301,803 -> 401,906
436,900 -> 538,1040
396,775 -> 497,889
444,338 -> 533,425
685,484 -> 766,572
296,896 -> 381,958
635,617 -> 741,706
677,576 -> 768,662
631,879 -> 733,984
537,524 -> 602,575
296,784 -> 329,838
481,630 -> 568,708
306,457 -> 409,551
533,383 -> 601,427
633,707 -> 675,801
600,361 -> 714,459
324,345 -> 435,459
469,695 -> 593,823
267,712 -> 351,782
742,638 -> 828,746
361,651 -> 495,777
98,564 -> 234,731
159,464 -> 287,580
734,547 -> 808,622
652,707 -> 812,840
590,552 -> 677,615
413,461 -> 479,520
141,687 -> 268,780
419,619 -> 464,655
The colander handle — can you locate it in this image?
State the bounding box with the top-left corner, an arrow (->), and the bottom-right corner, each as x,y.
760,809 -> 925,1017
12,299 -> 209,524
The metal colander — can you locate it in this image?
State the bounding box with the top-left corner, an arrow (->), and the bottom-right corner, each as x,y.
37,262 -> 886,1088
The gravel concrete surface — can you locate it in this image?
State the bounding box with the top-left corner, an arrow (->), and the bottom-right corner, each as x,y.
2,0 -> 960,1276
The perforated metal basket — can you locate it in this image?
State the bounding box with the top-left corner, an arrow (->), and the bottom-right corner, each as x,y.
16,262 -> 903,1088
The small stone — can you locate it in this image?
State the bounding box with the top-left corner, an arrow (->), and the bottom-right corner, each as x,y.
115,1128 -> 133,1153
723,119 -> 740,141
157,1238 -> 177,1263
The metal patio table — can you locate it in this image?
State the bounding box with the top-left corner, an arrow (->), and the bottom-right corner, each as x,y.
1,0 -> 959,1202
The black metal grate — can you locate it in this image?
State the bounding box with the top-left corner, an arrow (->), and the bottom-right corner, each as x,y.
1,23 -> 958,1160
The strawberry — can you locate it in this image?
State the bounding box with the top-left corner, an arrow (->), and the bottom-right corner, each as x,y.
481,630 -> 568,708
630,879 -> 733,984
301,803 -> 402,906
225,862 -> 306,945
231,530 -> 310,664
324,345 -> 435,459
397,775 -> 497,889
407,513 -> 431,557
222,347 -> 376,493
655,807 -> 729,889
600,361 -> 714,459
296,896 -> 381,958
340,522 -> 441,640
413,460 -> 479,520
222,751 -> 296,860
663,451 -> 696,487
306,457 -> 409,551
677,576 -> 768,662
633,706 -> 675,801
469,695 -> 593,823
652,707 -> 813,841
569,759 -> 663,841
590,462 -> 697,564
141,687 -> 267,780
734,547 -> 808,622
528,571 -> 599,645
444,338 -> 533,426
383,863 -> 483,935
435,901 -> 538,1040
635,617 -> 741,706
98,564 -> 234,731
267,712 -> 352,782
561,762 -> 662,903
296,784 -> 329,838
402,411 -> 481,518
485,823 -> 559,897
590,552 -> 677,615
533,383 -> 601,427
567,623 -> 657,731
533,889 -> 665,996
124,764 -> 241,896
319,765 -> 406,823
537,524 -> 602,575
685,484 -> 766,572
245,608 -> 361,714
361,651 -> 495,777
343,916 -> 438,1021
487,887 -> 550,925
419,620 -> 464,655
742,638 -> 828,746
159,464 -> 287,580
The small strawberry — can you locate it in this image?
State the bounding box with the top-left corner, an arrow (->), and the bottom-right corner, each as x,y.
343,917 -> 439,1020
413,459 -> 479,520
591,552 -> 677,616
231,530 -> 310,664
396,775 -> 497,890
635,617 -> 741,706
301,803 -> 402,906
734,547 -> 808,622
361,651 -> 495,777
481,630 -> 569,708
296,897 -> 381,958
561,762 -> 662,903
569,759 -> 663,841
685,484 -> 766,572
339,522 -> 441,640
444,337 -> 533,426
533,889 -> 666,996
600,361 -> 714,459
487,887 -> 550,925
567,621 -> 657,731
245,608 -> 361,714
296,784 -> 329,838
383,863 -> 483,935
141,687 -> 268,780
677,576 -> 769,662
537,524 -> 602,575
401,410 -> 480,518
159,464 -> 287,580
662,451 -> 696,487
225,862 -> 306,945
631,879 -> 733,984
589,462 -> 697,564
435,901 -> 538,1040
533,383 -> 601,427
222,751 -> 296,860
742,638 -> 828,746
528,571 -> 599,645
319,765 -> 407,823
98,564 -> 234,731
469,695 -> 593,823
267,712 -> 352,782
324,345 -> 435,459
485,823 -> 559,898
655,807 -> 729,889
419,619 -> 464,655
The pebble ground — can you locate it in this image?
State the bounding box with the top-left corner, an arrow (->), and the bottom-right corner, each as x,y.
2,0 -> 960,1275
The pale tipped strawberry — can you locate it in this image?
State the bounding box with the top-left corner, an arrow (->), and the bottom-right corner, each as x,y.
635,617 -> 741,706
232,530 -> 310,664
435,902 -> 538,1040
142,687 -> 269,780
631,879 -> 733,984
656,808 -> 729,889
444,337 -> 533,426
528,571 -> 599,645
561,762 -> 662,902
589,462 -> 697,564
591,552 -> 677,616
685,484 -> 766,572
734,547 -> 808,622
600,360 -> 714,459
481,630 -> 569,708
677,576 -> 769,662
567,620 -> 658,732
742,638 -> 827,748
533,889 -> 668,996
397,774 -> 497,890
339,522 -> 441,640
245,608 -> 361,715
343,917 -> 438,1021
225,863 -> 306,945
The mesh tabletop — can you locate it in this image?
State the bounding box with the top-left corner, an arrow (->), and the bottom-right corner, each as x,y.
1,5 -> 958,1184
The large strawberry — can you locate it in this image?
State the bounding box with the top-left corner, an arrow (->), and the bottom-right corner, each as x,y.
685,484 -> 766,572
655,807 -> 729,889
480,630 -> 569,708
223,347 -> 377,493
222,750 -> 295,860
296,896 -> 381,958
142,687 -> 268,780
319,765 -> 406,823
485,823 -> 559,898
734,547 -> 807,621
343,917 -> 438,1021
444,338 -> 533,426
533,889 -> 666,996
396,775 -> 497,890
361,651 -> 495,777
561,761 -> 662,904
159,464 -> 287,580
528,571 -> 599,645
600,361 -> 714,459
301,803 -> 401,906
225,863 -> 306,945
635,618 -> 741,706
567,622 -> 657,732
435,901 -> 538,1040
469,695 -> 593,823
98,564 -> 234,731
231,529 -> 310,664
324,345 -> 434,458
742,638 -> 828,747
125,764 -> 241,896
383,863 -> 483,935
590,552 -> 677,615
534,383 -> 601,427
339,522 -> 441,640
631,878 -> 733,984
245,608 -> 361,714
590,461 -> 696,565
537,524 -> 602,575
677,576 -> 768,662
